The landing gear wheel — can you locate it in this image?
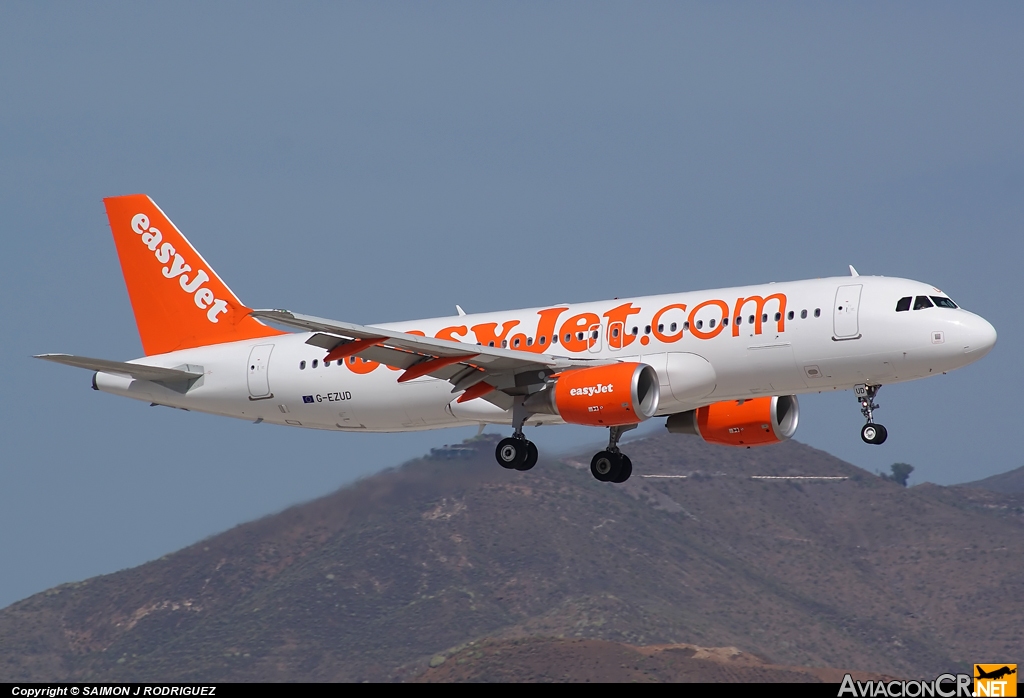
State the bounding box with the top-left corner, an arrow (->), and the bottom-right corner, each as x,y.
591,451 -> 621,482
516,441 -> 539,471
496,437 -> 527,469
861,423 -> 888,445
611,454 -> 632,483
855,385 -> 887,445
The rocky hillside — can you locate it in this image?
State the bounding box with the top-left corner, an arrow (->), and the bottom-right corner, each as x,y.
1,432 -> 1020,682
413,637 -> 895,683
961,464 -> 1024,494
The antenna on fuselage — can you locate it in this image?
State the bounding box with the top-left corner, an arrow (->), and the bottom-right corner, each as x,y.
456,305 -> 467,316
849,265 -> 860,277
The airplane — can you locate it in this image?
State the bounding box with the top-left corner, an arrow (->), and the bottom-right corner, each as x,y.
37,195 -> 998,484
975,666 -> 1016,681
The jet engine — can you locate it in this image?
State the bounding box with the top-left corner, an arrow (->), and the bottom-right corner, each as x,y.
524,362 -> 660,427
666,395 -> 800,446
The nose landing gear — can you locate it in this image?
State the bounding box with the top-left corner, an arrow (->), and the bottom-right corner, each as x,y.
590,424 -> 636,483
856,384 -> 887,445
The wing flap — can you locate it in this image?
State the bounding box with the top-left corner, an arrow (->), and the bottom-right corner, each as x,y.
355,345 -> 422,371
481,389 -> 514,410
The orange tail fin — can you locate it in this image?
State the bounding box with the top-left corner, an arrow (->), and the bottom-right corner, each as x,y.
104,194 -> 283,356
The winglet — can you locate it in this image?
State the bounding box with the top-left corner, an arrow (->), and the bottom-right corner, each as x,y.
849,265 -> 860,277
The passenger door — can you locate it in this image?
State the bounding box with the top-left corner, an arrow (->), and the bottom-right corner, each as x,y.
247,344 -> 275,399
833,285 -> 862,339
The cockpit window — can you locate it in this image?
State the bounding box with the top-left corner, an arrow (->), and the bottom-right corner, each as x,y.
913,296 -> 934,310
930,296 -> 958,309
895,296 -> 912,312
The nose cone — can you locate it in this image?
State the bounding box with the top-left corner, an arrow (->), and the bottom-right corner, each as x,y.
962,313 -> 997,359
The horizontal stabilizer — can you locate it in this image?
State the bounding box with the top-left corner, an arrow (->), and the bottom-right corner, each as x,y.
34,354 -> 202,383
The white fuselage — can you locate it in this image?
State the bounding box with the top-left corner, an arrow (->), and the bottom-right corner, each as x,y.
94,275 -> 997,433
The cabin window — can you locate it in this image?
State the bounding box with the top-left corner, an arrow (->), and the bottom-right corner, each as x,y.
931,296 -> 958,309
801,309 -> 807,319
683,321 -> 690,331
644,325 -> 651,334
324,360 -> 331,367
632,326 -> 639,335
657,324 -> 664,333
814,308 -> 821,317
501,340 -> 508,348
722,317 -> 729,326
709,318 -> 716,328
312,359 -> 319,369
564,333 -> 571,343
748,315 -> 755,325
592,330 -> 599,339
489,341 -> 495,347
774,312 -> 781,322
540,336 -> 547,345
299,360 -> 306,370
550,335 -> 557,344
735,316 -> 742,326
670,322 -> 677,332
612,327 -> 620,337
762,313 -> 768,323
787,311 -> 794,320
513,338 -> 520,347
527,337 -> 534,346
577,332 -> 584,341
913,296 -> 934,310
696,320 -> 703,330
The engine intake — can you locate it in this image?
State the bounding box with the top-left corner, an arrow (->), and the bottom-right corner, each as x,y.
524,362 -> 660,427
666,395 -> 799,446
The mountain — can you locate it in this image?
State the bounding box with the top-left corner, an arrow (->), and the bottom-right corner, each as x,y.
413,637 -> 894,683
961,464 -> 1024,494
1,432 -> 1021,682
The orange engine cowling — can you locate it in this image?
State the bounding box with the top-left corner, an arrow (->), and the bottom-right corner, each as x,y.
523,362 -> 660,427
665,395 -> 799,446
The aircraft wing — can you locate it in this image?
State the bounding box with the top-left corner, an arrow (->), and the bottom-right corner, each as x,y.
250,309 -> 609,409
34,354 -> 203,383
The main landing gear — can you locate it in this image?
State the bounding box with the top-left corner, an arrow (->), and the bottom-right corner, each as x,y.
493,399 -> 637,481
495,399 -> 538,471
856,384 -> 888,445
590,424 -> 635,484
495,434 -> 538,471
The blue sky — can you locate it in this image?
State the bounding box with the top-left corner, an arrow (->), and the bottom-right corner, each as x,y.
1,3 -> 1022,608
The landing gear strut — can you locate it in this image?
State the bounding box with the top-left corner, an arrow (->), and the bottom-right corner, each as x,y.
495,398 -> 538,471
590,424 -> 636,483
855,384 -> 887,445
